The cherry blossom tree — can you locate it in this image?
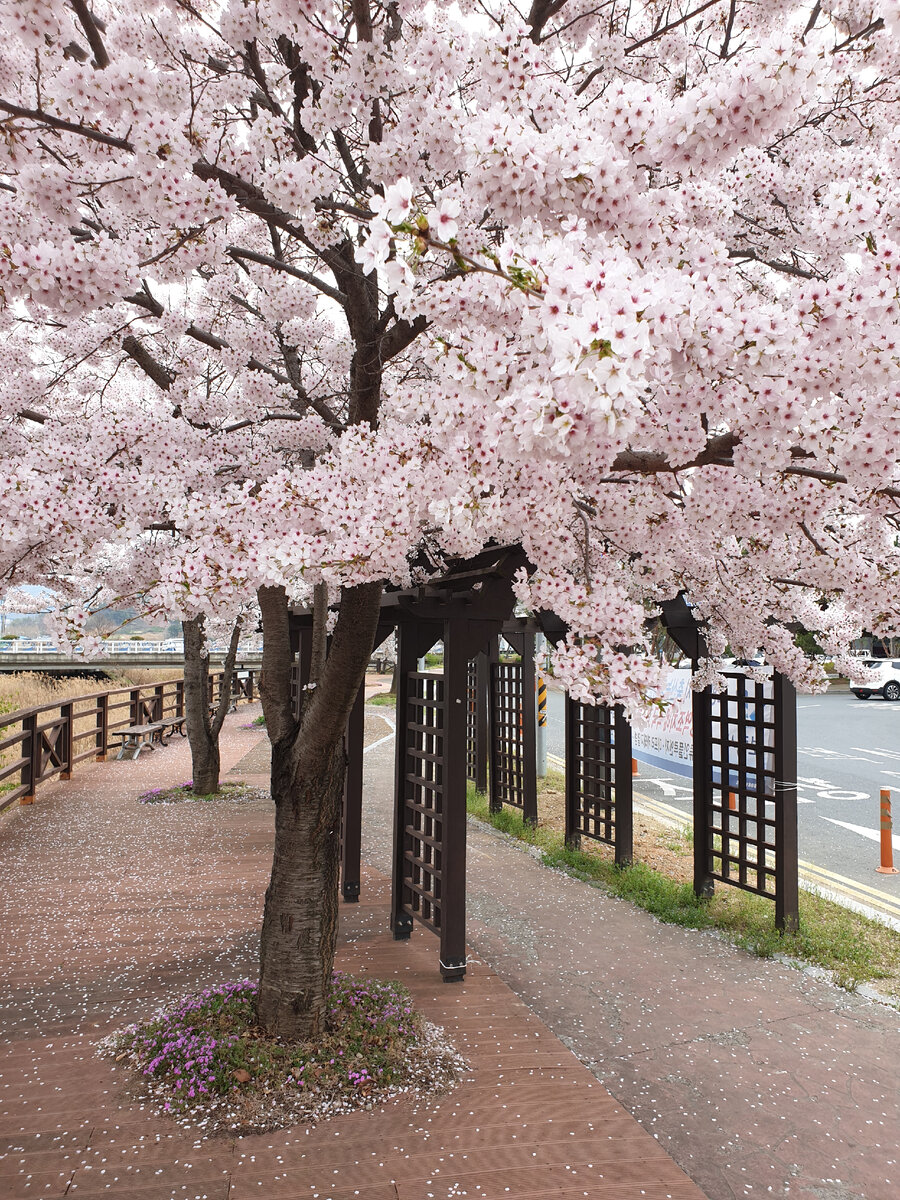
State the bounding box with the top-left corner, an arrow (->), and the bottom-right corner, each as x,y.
2,0 -> 900,1037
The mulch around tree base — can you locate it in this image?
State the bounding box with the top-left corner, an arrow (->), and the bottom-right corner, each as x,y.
0,714 -> 704,1200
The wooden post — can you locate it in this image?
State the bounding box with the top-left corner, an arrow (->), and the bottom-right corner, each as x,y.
520,632 -> 538,826
692,686 -> 715,899
487,637 -> 502,814
613,704 -> 634,866
95,693 -> 108,761
341,680 -> 365,903
391,621 -> 415,940
130,688 -> 140,727
59,703 -> 74,781
176,678 -> 184,718
564,694 -> 580,849
773,672 -> 800,932
474,651 -> 489,794
20,712 -> 37,804
440,617 -> 468,981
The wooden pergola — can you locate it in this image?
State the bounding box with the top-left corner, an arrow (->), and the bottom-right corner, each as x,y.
290,551 -> 800,984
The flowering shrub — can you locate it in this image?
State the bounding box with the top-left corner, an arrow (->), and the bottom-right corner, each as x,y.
104,973 -> 464,1133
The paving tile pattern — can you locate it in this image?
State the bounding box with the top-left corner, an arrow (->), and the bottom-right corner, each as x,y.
0,705 -> 703,1200
359,737 -> 900,1200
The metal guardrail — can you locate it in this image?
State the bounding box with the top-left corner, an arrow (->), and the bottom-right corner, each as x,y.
0,639 -> 262,655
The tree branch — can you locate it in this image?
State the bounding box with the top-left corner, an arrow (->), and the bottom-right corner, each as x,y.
381,314 -> 429,362
0,99 -> 132,149
122,334 -> 174,390
309,582 -> 329,684
69,1 -> 110,69
123,287 -> 345,431
210,614 -> 243,738
226,245 -> 347,305
257,585 -> 298,747
526,0 -> 569,42
624,0 -> 723,56
727,247 -> 819,280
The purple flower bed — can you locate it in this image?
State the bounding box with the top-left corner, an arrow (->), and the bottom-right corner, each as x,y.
102,971 -> 464,1134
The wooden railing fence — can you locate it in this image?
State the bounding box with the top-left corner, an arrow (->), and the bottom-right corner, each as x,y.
0,670 -> 259,812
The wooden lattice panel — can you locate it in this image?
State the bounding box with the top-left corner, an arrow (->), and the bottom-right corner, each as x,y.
465,659 -> 478,784
490,661 -> 525,809
567,701 -> 615,842
565,699 -> 633,863
400,673 -> 445,933
704,673 -> 779,896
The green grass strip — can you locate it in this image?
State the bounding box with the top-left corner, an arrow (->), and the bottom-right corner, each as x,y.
467,783 -> 899,1000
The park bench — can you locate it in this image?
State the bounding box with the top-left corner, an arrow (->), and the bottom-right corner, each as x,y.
111,715 -> 187,760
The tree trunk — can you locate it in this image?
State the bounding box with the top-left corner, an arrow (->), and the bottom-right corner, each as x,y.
182,614 -> 243,795
255,580 -> 382,1040
257,737 -> 345,1038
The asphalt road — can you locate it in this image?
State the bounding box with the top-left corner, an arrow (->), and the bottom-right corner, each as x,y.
544,686 -> 900,921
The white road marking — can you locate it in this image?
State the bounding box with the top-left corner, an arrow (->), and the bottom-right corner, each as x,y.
641,778 -> 679,797
819,815 -> 900,850
798,776 -> 869,800
364,732 -> 395,754
801,746 -> 880,763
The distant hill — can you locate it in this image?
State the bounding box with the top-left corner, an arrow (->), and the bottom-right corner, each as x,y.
1,609 -> 172,640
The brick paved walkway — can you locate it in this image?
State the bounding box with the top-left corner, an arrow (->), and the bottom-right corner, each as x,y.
0,706 -> 704,1200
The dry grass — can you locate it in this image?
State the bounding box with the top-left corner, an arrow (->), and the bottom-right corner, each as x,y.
0,669 -> 184,718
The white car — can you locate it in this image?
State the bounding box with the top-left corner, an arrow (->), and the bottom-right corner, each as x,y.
849,659 -> 900,701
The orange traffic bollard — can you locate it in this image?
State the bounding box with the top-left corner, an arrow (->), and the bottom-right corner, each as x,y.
632,757 -> 638,776
877,789 -> 899,874
729,791 -> 738,811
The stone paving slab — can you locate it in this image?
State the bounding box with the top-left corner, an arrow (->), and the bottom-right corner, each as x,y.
0,704 -> 704,1200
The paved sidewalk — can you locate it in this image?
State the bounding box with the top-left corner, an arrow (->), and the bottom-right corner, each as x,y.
2,703 -> 898,1200
0,706 -> 703,1200
358,735 -> 900,1200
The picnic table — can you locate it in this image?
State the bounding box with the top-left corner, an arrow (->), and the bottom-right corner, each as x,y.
111,715 -> 186,760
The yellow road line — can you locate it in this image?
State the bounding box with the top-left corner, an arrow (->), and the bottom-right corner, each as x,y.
799,859 -> 900,915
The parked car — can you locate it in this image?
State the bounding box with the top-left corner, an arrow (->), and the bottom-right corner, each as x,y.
849,659 -> 900,700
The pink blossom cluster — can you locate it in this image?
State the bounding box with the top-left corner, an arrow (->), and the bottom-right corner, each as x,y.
1,1 -> 900,704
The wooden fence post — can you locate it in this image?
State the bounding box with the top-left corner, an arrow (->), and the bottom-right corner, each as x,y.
59,703 -> 74,781
96,693 -> 108,761
21,712 -> 37,804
